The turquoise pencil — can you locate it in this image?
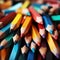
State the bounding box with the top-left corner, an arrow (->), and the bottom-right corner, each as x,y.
0,23 -> 10,39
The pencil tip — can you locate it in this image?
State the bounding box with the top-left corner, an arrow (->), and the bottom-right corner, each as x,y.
14,41 -> 17,45
50,30 -> 53,34
31,48 -> 35,53
26,43 -> 29,47
55,54 -> 59,58
42,34 -> 45,38
0,46 -> 4,50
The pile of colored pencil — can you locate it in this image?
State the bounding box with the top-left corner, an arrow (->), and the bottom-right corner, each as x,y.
0,0 -> 60,60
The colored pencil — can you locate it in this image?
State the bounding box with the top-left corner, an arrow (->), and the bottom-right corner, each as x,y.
38,23 -> 46,38
16,0 -> 30,13
42,14 -> 54,34
9,39 -> 22,60
24,33 -> 32,47
20,16 -> 32,37
29,6 -> 43,24
0,23 -> 10,39
27,50 -> 35,60
21,45 -> 28,54
39,41 -> 47,59
0,12 -> 4,19
18,45 -> 29,60
21,15 -> 26,24
1,48 -> 10,60
0,33 -> 13,50
30,42 -> 36,53
51,15 -> 60,21
13,28 -> 20,43
0,12 -> 16,28
10,13 -> 22,31
3,3 -> 22,14
47,33 -> 60,58
32,25 -> 41,46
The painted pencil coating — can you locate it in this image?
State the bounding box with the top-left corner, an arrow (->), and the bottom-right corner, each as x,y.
0,33 -> 13,49
20,16 -> 32,37
3,3 -> 22,14
43,15 -> 53,34
29,6 -> 43,24
38,23 -> 46,38
47,33 -> 60,58
10,13 -> 22,31
32,25 -> 41,46
0,12 -> 16,28
0,23 -> 10,39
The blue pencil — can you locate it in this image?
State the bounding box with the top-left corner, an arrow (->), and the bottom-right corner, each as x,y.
2,3 -> 22,14
9,39 -> 22,60
0,23 -> 10,39
27,50 -> 35,60
42,14 -> 54,34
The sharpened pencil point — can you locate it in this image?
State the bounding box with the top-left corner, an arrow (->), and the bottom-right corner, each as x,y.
31,48 -> 35,53
42,34 -> 45,38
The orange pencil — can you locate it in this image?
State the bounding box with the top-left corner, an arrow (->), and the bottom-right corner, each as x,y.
1,48 -> 10,60
32,25 -> 41,46
21,15 -> 26,24
20,16 -> 32,37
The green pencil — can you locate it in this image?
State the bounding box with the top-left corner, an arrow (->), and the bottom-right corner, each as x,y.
51,15 -> 60,21
0,33 -> 13,50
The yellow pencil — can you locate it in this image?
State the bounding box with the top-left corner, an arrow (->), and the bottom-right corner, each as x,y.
20,16 -> 32,37
32,25 -> 41,46
10,13 -> 22,31
16,0 -> 30,13
47,33 -> 60,58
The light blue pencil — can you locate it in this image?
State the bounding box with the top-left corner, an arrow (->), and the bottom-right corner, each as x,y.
2,3 -> 22,14
0,23 -> 10,39
9,39 -> 22,60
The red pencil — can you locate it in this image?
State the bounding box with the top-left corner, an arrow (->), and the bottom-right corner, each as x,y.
0,12 -> 4,19
0,12 -> 16,28
28,6 -> 43,24
38,23 -> 46,38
